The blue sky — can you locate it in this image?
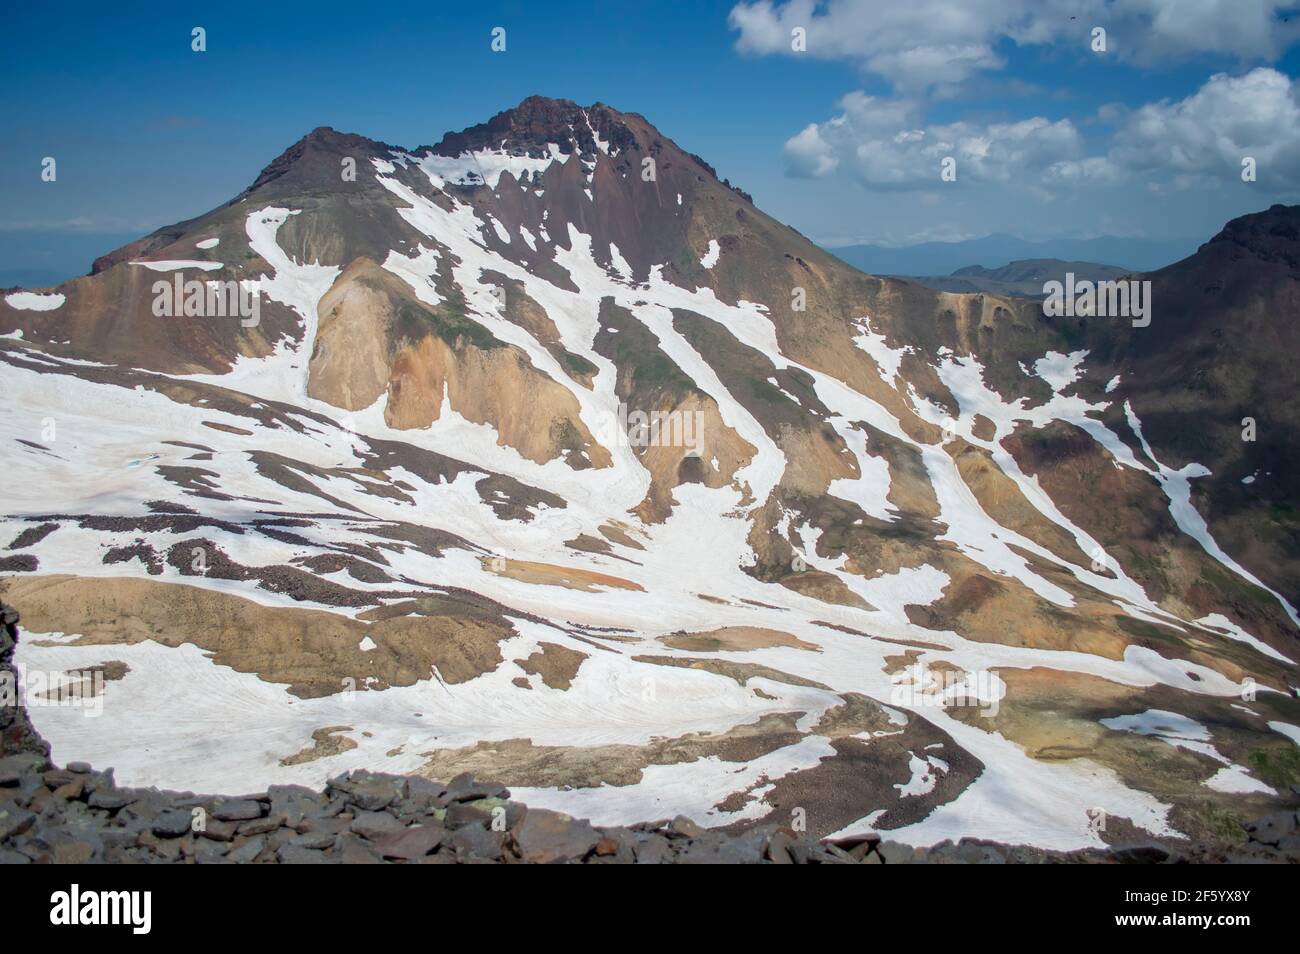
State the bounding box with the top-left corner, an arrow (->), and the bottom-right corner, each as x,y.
4,1 -> 1300,285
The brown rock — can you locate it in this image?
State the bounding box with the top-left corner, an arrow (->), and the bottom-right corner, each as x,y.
513,809 -> 598,864
376,823 -> 445,860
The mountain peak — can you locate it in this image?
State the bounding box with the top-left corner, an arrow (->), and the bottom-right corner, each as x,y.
242,125 -> 391,198
1206,202 -> 1300,270
425,95 -> 639,161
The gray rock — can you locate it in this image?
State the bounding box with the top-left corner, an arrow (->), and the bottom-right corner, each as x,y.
677,834 -> 764,864
291,831 -> 336,850
277,844 -> 331,864
236,817 -> 281,836
1110,843 -> 1176,864
227,835 -> 267,864
794,840 -> 857,864
952,840 -> 1008,864
449,824 -> 505,861
446,773 -> 509,803
1245,812 -> 1298,846
193,840 -> 230,864
199,819 -> 238,842
445,801 -> 493,828
333,772 -> 404,811
87,789 -> 138,811
268,827 -> 297,850
825,832 -> 881,856
149,836 -> 184,862
298,814 -> 350,836
50,780 -> 85,801
267,784 -> 320,828
667,815 -> 705,839
151,809 -> 194,838
1275,834 -> 1300,854
0,754 -> 46,780
766,830 -> 796,863
351,811 -> 405,841
319,797 -> 348,819
589,829 -> 637,864
43,769 -> 78,788
99,829 -> 139,850
632,834 -> 673,864
631,818 -> 671,833
212,799 -> 263,822
0,807 -> 36,840
877,840 -> 917,864
335,834 -> 383,864
405,777 -> 449,809
50,837 -> 101,864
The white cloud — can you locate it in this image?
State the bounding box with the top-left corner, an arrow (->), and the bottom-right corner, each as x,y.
864,43 -> 1005,93
785,91 -> 1083,187
730,0 -> 1300,91
785,123 -> 839,177
1106,67 -> 1300,188
1044,156 -> 1124,187
1114,0 -> 1300,63
786,68 -> 1300,193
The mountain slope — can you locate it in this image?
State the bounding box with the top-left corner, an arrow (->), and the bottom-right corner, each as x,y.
1,97 -> 1298,848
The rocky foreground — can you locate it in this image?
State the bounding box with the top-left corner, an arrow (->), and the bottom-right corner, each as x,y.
2,611 -> 1298,864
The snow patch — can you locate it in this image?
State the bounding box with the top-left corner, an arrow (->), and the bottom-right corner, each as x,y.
5,292 -> 65,311
700,240 -> 720,269
131,260 -> 222,272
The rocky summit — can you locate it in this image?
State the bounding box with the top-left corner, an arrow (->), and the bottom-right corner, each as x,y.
2,95 -> 1299,860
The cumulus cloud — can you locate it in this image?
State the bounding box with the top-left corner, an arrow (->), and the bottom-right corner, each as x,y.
1117,0 -> 1300,63
785,123 -> 840,177
784,91 -> 1084,187
1106,67 -> 1300,188
786,68 -> 1300,193
730,0 -> 1300,91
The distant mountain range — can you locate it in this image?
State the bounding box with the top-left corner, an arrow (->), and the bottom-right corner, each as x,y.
891,258 -> 1133,298
828,233 -> 1199,277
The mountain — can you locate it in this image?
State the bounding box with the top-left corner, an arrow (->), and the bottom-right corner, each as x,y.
1,97 -> 1298,849
830,233 -> 1196,277
894,258 -> 1132,298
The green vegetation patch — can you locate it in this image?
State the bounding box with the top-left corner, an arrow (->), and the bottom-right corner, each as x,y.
392,295 -> 500,352
1248,745 -> 1300,790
